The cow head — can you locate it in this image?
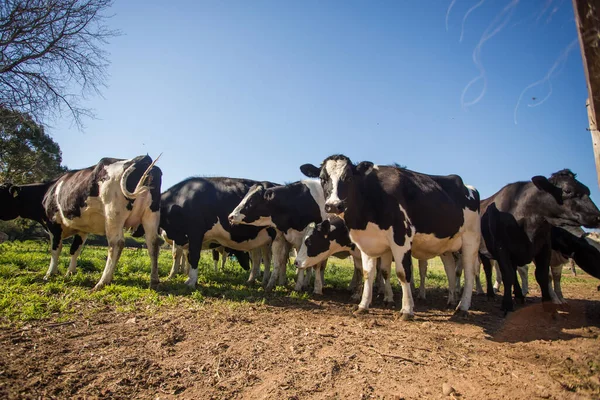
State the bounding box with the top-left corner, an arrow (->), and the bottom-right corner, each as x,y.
228,184 -> 276,227
0,183 -> 21,220
295,217 -> 352,269
300,154 -> 374,216
531,170 -> 600,229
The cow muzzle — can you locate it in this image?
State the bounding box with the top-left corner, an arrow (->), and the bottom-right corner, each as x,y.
325,201 -> 345,215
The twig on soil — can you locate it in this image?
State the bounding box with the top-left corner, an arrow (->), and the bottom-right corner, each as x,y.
364,347 -> 423,365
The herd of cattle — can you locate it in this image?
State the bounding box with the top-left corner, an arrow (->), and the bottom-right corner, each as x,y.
2,153 -> 600,319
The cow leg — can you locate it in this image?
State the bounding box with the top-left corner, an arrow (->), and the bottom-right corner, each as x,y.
492,260 -> 502,293
481,256 -> 495,300
185,234 -> 204,289
455,232 -> 480,316
265,233 -> 287,291
570,259 -> 577,276
392,249 -> 414,320
261,244 -> 272,281
534,244 -> 554,312
474,261 -> 484,295
380,252 -> 394,307
278,241 -> 291,286
94,224 -> 125,290
496,251 -> 515,313
142,215 -> 161,290
44,227 -> 63,280
454,253 -> 463,297
66,234 -> 87,276
247,248 -> 262,285
513,269 -> 525,304
168,244 -> 183,279
294,268 -> 306,292
440,252 -> 458,308
350,256 -> 363,300
221,249 -> 228,270
356,252 -> 378,313
313,260 -> 326,295
517,265 -> 529,296
212,249 -> 220,272
373,257 -> 383,296
182,248 -> 190,275
417,259 -> 427,300
550,265 -> 566,304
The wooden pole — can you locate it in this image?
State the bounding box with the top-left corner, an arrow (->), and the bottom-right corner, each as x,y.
572,0 -> 600,188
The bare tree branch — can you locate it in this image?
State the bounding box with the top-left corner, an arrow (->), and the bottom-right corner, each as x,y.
0,0 -> 119,129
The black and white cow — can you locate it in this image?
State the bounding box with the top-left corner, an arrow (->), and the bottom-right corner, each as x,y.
295,217 -> 391,301
300,155 -> 481,319
158,177 -> 279,288
479,169 -> 600,313
228,180 -> 328,294
1,155 -> 162,290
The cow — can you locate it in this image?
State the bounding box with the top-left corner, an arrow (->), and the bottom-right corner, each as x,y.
228,180 -> 329,294
157,177 -> 279,288
294,217 -> 391,301
479,169 -> 600,313
300,155 -> 481,319
0,155 -> 162,290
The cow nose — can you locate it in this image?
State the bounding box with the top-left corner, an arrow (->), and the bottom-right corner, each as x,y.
293,260 -> 299,267
325,202 -> 344,214
228,215 -> 235,224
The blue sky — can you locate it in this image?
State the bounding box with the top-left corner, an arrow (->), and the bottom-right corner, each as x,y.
52,0 -> 599,201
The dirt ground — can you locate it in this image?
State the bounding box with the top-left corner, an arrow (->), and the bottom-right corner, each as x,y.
1,279 -> 600,400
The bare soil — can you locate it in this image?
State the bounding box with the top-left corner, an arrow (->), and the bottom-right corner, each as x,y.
1,280 -> 600,400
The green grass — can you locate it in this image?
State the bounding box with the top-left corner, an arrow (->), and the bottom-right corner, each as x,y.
0,240 -> 485,325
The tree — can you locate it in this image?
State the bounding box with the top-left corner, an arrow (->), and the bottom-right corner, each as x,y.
0,107 -> 66,184
0,0 -> 118,128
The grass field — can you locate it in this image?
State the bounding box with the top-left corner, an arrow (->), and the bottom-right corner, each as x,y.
0,239 -> 462,325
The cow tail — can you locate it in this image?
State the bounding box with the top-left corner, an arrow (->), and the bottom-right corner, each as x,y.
120,154 -> 162,199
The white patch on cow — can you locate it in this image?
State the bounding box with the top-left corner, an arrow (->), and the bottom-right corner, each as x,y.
185,267 -> 199,288
302,180 -> 327,220
349,222 -> 391,257
204,218 -> 273,250
229,185 -> 263,224
466,185 -> 476,201
329,224 -> 337,232
324,159 -> 346,206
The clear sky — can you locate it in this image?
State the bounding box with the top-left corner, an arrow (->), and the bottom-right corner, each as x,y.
51,0 -> 599,202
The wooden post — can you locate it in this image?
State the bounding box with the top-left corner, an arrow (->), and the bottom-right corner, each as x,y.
573,0 -> 600,188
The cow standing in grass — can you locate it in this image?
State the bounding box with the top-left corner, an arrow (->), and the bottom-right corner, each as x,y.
0,155 -> 162,290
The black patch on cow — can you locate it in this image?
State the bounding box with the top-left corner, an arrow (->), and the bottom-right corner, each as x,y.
266,228 -> 276,241
402,250 -> 412,283
70,235 -> 84,255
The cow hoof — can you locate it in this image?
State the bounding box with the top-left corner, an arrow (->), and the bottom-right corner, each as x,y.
353,307 -> 369,316
149,280 -> 160,290
453,309 -> 469,319
92,283 -> 106,292
184,279 -> 196,289
167,273 -> 177,280
383,300 -> 395,309
264,283 -> 275,292
43,274 -> 53,281
400,312 -> 414,321
446,302 -> 458,310
64,270 -> 75,278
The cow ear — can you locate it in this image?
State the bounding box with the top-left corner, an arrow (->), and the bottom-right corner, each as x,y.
532,175 -> 563,205
300,164 -> 320,178
264,189 -> 275,201
317,219 -> 330,235
355,161 -> 374,175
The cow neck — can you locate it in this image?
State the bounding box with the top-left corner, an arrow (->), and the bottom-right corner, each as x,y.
342,173 -> 370,231
270,182 -> 322,232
